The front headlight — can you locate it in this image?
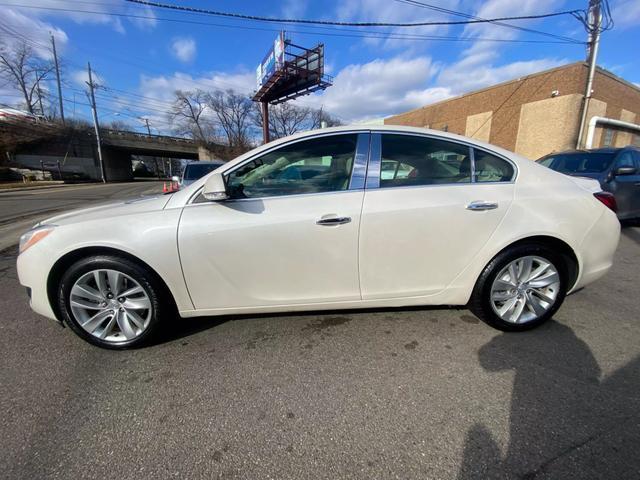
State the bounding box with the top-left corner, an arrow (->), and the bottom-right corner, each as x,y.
19,225 -> 56,255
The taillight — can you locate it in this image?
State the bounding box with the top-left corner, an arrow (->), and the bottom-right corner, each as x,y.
594,191 -> 617,212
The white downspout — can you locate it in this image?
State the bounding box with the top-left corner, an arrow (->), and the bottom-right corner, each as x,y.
585,116 -> 640,149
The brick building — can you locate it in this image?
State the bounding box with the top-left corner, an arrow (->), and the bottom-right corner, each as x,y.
384,62 -> 640,159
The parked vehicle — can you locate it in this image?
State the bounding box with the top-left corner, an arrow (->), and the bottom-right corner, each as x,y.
537,146 -> 640,220
173,160 -> 224,189
17,126 -> 620,348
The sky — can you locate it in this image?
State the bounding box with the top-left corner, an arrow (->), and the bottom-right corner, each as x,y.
0,0 -> 639,135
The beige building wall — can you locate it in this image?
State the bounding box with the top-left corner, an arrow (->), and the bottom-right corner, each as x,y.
614,109 -> 638,147
514,94 -> 583,159
465,111 -> 492,142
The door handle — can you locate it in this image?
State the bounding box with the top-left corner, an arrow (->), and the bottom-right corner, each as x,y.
316,216 -> 351,226
466,201 -> 499,211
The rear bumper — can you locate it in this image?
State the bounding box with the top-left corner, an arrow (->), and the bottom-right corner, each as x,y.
572,208 -> 620,292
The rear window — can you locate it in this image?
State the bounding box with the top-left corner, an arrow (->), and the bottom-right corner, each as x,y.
538,153 -> 615,174
184,163 -> 221,180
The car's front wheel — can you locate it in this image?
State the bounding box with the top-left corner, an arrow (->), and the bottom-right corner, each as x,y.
58,255 -> 166,349
469,244 -> 568,331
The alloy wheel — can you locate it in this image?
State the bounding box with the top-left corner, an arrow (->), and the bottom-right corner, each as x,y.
69,269 -> 152,343
489,255 -> 561,324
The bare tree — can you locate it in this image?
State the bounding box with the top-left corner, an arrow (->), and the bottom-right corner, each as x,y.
0,41 -> 54,115
169,89 -> 212,141
207,90 -> 254,148
253,102 -> 342,140
310,106 -> 342,129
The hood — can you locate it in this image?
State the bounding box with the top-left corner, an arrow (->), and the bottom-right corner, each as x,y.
37,194 -> 171,227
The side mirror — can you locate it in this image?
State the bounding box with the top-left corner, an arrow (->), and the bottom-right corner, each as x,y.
202,172 -> 228,201
171,175 -> 180,183
614,166 -> 637,176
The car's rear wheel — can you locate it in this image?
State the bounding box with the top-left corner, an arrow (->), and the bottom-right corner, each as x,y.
58,255 -> 165,349
469,244 -> 568,331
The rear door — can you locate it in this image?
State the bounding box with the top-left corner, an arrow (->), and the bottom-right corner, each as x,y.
358,133 -> 515,300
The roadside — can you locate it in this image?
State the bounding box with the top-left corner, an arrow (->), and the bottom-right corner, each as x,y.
0,181 -> 164,250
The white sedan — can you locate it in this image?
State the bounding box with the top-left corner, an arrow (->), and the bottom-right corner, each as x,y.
17,126 -> 620,348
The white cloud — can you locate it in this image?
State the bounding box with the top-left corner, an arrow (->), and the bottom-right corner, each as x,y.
71,69 -> 106,88
281,0 -> 309,18
0,8 -> 68,59
3,1 -> 159,34
300,56 -> 451,121
611,0 -> 640,29
335,0 -> 459,49
170,37 -> 197,63
437,57 -> 567,94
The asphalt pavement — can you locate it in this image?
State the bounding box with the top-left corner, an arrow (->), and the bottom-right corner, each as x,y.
0,200 -> 638,479
0,182 -> 164,250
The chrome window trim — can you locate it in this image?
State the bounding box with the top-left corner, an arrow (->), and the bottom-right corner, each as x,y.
185,187 -> 364,208
469,147 -> 476,183
189,130 -> 368,205
348,133 -> 371,190
368,130 -> 518,190
365,133 -> 382,189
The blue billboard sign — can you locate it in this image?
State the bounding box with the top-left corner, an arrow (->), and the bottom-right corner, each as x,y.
256,32 -> 285,89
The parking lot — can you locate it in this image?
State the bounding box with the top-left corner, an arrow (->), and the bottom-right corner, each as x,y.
0,218 -> 637,479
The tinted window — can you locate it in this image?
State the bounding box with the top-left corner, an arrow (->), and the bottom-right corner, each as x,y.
538,153 -> 615,174
615,151 -> 635,169
380,134 -> 471,187
184,163 -> 221,180
226,134 -> 357,199
473,149 -> 514,182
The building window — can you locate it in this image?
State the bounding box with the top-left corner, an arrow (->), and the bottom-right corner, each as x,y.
602,128 -> 614,147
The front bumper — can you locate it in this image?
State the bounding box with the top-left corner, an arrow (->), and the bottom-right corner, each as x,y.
17,246 -> 59,322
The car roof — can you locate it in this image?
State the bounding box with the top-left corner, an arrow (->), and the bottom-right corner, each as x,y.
541,146 -> 639,158
185,160 -> 224,165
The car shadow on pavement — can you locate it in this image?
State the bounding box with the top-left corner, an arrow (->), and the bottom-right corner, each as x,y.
156,304 -> 458,345
621,222 -> 640,245
456,321 -> 640,479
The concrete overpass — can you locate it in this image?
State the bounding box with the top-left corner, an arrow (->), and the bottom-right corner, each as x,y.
10,127 -> 221,182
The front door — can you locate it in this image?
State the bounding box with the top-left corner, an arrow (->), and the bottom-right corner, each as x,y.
609,150 -> 640,219
359,133 -> 515,300
178,132 -> 369,310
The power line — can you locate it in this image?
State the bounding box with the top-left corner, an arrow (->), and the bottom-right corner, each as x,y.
125,0 -> 583,29
0,2 -> 585,45
393,0 -> 584,44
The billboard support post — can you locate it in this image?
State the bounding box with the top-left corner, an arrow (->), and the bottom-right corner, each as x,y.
261,101 -> 270,144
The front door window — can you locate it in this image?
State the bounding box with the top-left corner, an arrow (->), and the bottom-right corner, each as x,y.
226,134 -> 358,199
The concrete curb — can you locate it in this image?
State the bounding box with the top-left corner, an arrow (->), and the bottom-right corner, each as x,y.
0,183 -> 79,193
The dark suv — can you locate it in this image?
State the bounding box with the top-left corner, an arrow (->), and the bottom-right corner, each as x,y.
538,146 -> 640,220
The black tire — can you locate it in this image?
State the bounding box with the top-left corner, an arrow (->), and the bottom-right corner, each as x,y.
58,255 -> 167,349
468,243 -> 569,332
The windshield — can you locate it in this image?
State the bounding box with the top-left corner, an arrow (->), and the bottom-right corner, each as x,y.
538,153 -> 615,174
183,163 -> 220,180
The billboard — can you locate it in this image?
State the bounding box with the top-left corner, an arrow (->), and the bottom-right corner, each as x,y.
256,32 -> 285,89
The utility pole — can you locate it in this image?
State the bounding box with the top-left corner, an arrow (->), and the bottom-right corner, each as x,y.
576,0 -> 602,149
86,62 -> 106,183
35,70 -> 45,116
142,117 -> 151,135
51,33 -> 64,125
